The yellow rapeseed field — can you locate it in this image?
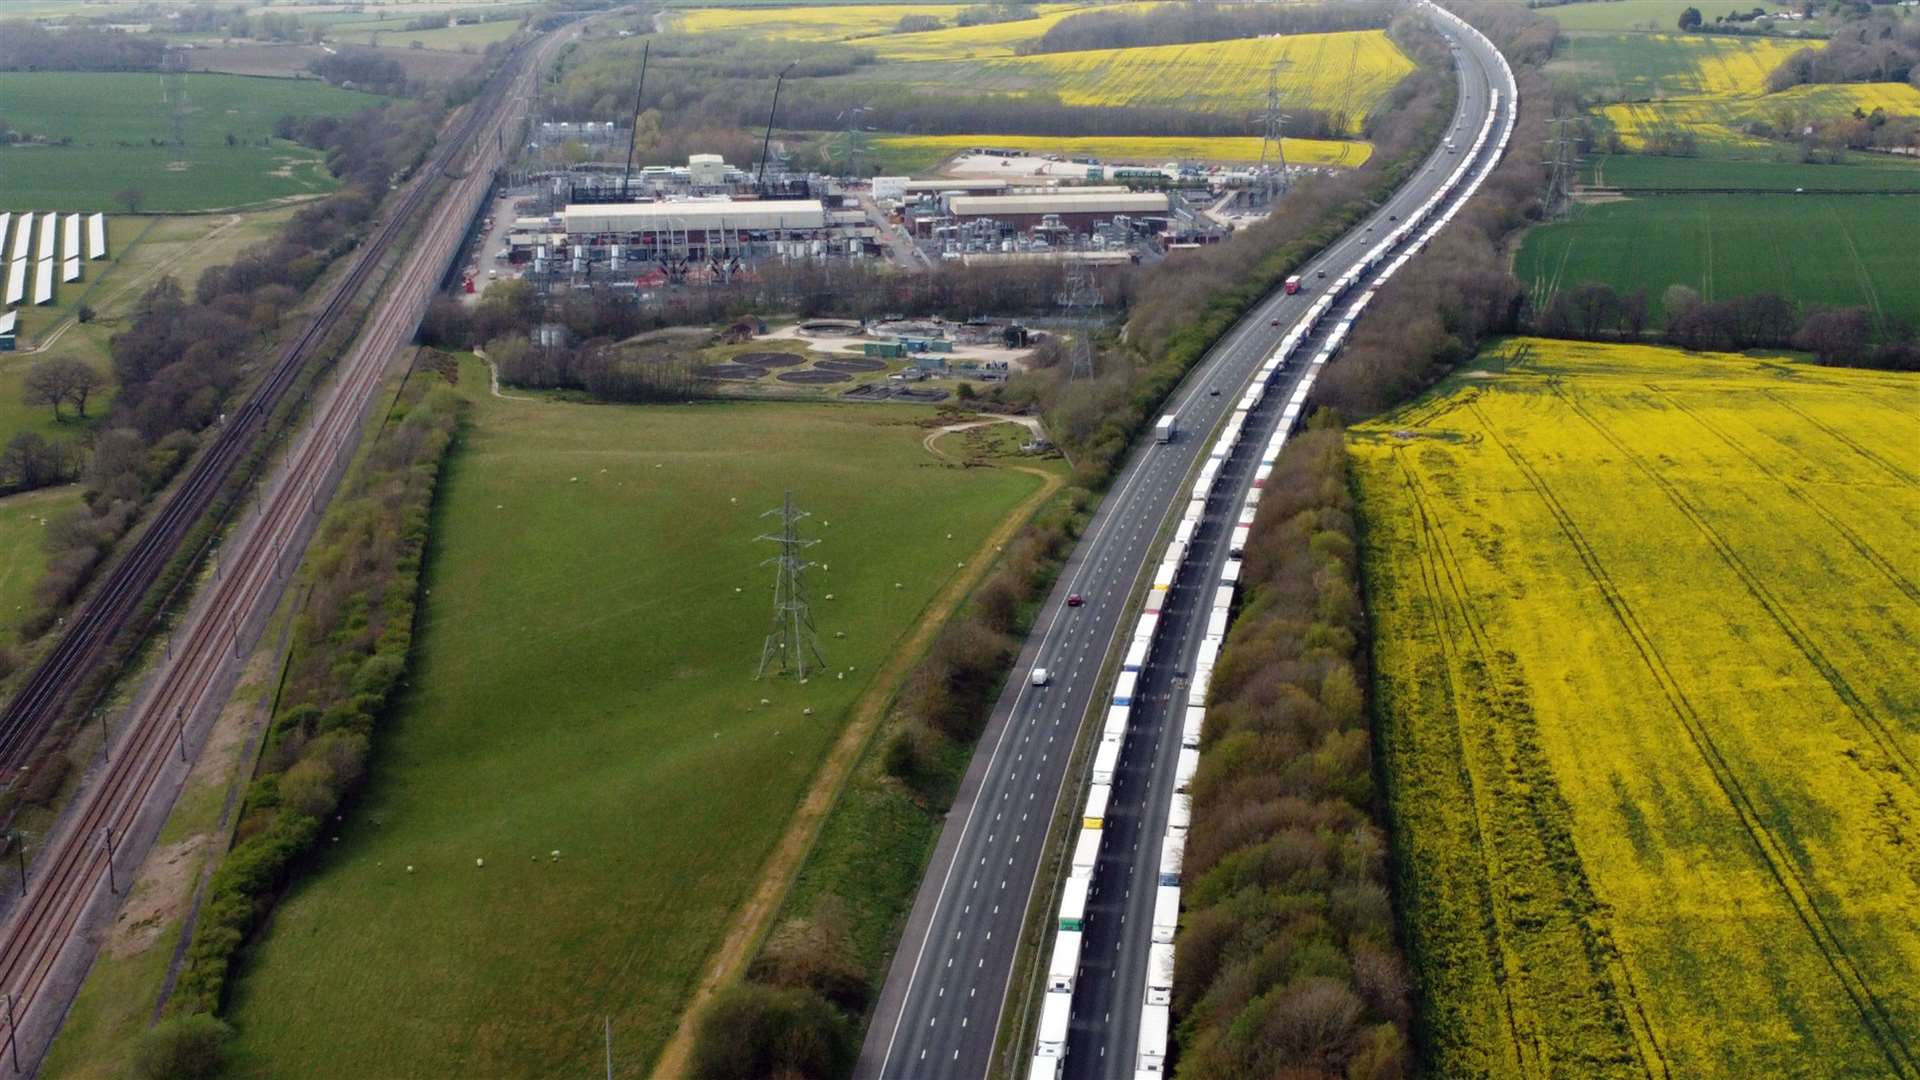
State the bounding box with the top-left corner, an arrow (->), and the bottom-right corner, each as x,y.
868,5 -> 1159,61
871,133 -> 1372,167
668,3 -> 1087,45
1353,337 -> 1920,1077
962,31 -> 1415,132
1604,81 -> 1920,150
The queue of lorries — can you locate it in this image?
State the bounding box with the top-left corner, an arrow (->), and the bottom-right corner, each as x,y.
1028,9 -> 1515,1078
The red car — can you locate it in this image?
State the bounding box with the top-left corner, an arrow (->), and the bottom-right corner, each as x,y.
1067,594 -> 1084,607
1270,318 -> 1281,327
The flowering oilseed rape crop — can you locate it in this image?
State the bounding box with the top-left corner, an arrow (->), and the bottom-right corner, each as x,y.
871,133 -> 1372,167
1603,81 -> 1920,150
1352,338 -> 1920,1077
962,31 -> 1415,132
668,3 -> 1089,47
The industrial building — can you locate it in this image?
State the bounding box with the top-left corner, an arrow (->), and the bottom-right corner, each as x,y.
507,197 -> 877,274
945,192 -> 1170,231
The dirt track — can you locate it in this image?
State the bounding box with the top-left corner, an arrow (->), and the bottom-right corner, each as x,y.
646,427 -> 1062,1079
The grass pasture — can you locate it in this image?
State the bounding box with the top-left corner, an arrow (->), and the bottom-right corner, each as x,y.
869,132 -> 1373,170
1353,337 -> 1920,1078
1548,32 -> 1803,99
1582,151 -> 1920,191
1515,191 -> 1920,326
0,72 -> 381,212
859,30 -> 1415,133
1543,0 -> 1803,32
217,368 -> 1048,1077
352,18 -> 523,51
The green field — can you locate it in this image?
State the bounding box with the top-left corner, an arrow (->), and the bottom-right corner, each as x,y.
0,485 -> 83,629
1542,0 -> 1805,33
0,72 -> 382,211
218,368 -> 1048,1077
354,19 -> 522,51
1584,152 -> 1920,191
1517,192 -> 1920,325
1546,31 -> 1803,99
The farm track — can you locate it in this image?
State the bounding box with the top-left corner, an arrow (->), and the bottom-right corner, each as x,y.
0,22 -> 572,1070
1469,402 -> 1920,1077
648,437 -> 1064,1080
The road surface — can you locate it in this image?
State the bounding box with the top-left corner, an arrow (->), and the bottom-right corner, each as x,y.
855,10 -> 1511,1078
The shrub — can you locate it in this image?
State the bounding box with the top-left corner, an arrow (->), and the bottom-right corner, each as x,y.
134,1013 -> 231,1080
688,984 -> 854,1080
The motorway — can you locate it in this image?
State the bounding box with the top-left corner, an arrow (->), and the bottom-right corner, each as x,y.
855,9 -> 1512,1079
0,23 -> 578,1073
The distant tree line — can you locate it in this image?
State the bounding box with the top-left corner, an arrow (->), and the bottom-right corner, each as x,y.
308,49 -> 411,97
1533,281 -> 1920,368
0,21 -> 170,70
1022,1 -> 1395,55
1767,14 -> 1920,89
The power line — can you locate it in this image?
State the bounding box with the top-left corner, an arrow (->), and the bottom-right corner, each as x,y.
1055,262 -> 1102,381
756,491 -> 825,680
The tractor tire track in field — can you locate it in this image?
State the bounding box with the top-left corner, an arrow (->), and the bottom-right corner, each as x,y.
1761,390 -> 1918,488
1826,205 -> 1887,330
1649,385 -> 1920,610
1553,387 -> 1920,789
1385,451 -> 1536,1077
1393,446 -> 1666,1080
1471,403 -> 1920,1078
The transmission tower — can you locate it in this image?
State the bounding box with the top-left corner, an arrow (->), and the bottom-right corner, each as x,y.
1055,262 -> 1103,381
162,69 -> 189,150
1257,61 -> 1294,203
755,492 -> 826,680
1543,116 -> 1580,222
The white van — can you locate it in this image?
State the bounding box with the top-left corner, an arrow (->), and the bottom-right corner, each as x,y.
1031,667 -> 1051,687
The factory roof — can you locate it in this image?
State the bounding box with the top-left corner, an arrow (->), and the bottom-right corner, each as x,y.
563,199 -> 827,233
948,192 -> 1170,217
903,178 -> 1009,193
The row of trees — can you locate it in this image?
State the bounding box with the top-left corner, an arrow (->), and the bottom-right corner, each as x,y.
1025,2 -> 1393,55
1767,14 -> 1920,90
1174,424 -> 1409,1079
0,22 -> 169,70
169,376 -> 464,1063
1536,280 -> 1920,368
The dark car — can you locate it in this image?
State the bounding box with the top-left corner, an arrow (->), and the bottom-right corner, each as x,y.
1270,318 -> 1281,327
1066,594 -> 1083,607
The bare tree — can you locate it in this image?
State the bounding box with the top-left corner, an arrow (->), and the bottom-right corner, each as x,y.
114,186 -> 145,214
23,358 -> 106,421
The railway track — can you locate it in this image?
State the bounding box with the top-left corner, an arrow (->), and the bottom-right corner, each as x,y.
0,45 -> 524,777
0,23 -> 568,1072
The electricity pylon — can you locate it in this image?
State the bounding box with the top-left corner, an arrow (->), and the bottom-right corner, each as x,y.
755,492 -> 825,680
1056,262 -> 1102,381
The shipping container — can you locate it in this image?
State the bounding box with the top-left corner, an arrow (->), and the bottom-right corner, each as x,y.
1137,1004 -> 1169,1073
1047,930 -> 1083,994
1036,994 -> 1070,1057
1168,792 -> 1191,833
1112,671 -> 1137,706
1152,885 -> 1181,944
1083,783 -> 1111,829
1175,748 -> 1199,793
1093,741 -> 1120,786
1072,827 -> 1102,879
1145,943 -> 1176,1005
1122,639 -> 1149,674
1133,612 -> 1159,645
1058,876 -> 1089,932
1158,833 -> 1184,885
1102,705 -> 1130,744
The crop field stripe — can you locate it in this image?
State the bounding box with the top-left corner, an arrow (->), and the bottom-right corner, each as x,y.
1549,386 -> 1920,788
1823,202 -> 1888,330
1759,390 -> 1918,487
1391,432 -> 1668,1079
1645,385 -> 1920,610
1388,442 -> 1536,1074
1468,399 -> 1920,1077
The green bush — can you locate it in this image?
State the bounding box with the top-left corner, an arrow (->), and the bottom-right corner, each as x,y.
689,984 -> 854,1080
134,1013 -> 231,1080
